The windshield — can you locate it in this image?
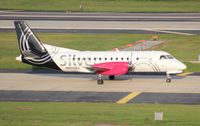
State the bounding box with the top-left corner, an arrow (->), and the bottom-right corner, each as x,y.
166,55 -> 174,59
160,55 -> 167,60
160,55 -> 174,60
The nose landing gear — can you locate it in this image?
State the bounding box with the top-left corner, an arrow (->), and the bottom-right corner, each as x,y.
166,73 -> 171,83
166,78 -> 171,83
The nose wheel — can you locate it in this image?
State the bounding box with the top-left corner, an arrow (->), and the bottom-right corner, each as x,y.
97,74 -> 104,85
166,73 -> 171,83
166,78 -> 171,83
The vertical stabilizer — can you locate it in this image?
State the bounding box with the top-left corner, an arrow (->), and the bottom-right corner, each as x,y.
14,21 -> 60,70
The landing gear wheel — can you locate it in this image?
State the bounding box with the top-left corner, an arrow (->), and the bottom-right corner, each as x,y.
109,75 -> 115,80
166,73 -> 171,83
166,78 -> 171,83
97,79 -> 104,85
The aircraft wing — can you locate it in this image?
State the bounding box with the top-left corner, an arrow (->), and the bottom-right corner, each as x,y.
91,62 -> 129,76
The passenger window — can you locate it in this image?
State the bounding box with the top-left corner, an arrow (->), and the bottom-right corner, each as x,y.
116,57 -> 118,60
105,58 -> 107,60
94,58 -> 96,60
121,57 -> 123,60
127,57 -> 129,61
110,57 -> 113,60
83,58 -> 85,60
99,58 -> 101,60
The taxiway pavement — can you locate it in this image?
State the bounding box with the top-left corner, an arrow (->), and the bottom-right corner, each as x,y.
1,11 -> 200,35
1,73 -> 200,93
1,11 -> 200,21
0,11 -> 200,103
0,73 -> 200,104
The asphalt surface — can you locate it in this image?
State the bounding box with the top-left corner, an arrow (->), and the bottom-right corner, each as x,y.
0,90 -> 128,103
1,11 -> 200,35
1,11 -> 200,21
0,73 -> 200,104
1,20 -> 200,31
0,90 -> 200,104
0,28 -> 167,34
0,11 -> 200,104
121,40 -> 164,51
2,28 -> 200,34
130,92 -> 200,104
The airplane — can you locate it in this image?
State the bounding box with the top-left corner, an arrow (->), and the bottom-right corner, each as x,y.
14,21 -> 187,85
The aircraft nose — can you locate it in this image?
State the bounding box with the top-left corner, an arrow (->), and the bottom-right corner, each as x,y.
179,62 -> 187,70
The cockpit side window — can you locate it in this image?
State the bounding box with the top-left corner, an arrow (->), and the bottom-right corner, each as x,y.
167,55 -> 174,59
160,55 -> 167,60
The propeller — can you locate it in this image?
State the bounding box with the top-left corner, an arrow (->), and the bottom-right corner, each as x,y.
128,51 -> 134,80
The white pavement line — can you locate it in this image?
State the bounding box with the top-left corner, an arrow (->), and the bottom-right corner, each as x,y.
145,29 -> 195,36
159,30 -> 194,36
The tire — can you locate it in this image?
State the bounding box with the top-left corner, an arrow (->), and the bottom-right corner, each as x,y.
97,79 -> 104,85
166,78 -> 171,83
109,75 -> 115,80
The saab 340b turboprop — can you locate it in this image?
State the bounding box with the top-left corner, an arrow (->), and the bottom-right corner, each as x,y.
15,21 -> 186,85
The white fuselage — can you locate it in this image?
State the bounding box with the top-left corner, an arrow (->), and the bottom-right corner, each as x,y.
44,44 -> 187,74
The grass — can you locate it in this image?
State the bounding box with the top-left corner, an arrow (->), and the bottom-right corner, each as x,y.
152,35 -> 200,62
0,0 -> 200,13
0,32 -> 200,71
0,102 -> 200,126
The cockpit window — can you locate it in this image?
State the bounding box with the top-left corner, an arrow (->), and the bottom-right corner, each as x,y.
160,55 -> 174,60
166,55 -> 174,59
160,55 -> 167,60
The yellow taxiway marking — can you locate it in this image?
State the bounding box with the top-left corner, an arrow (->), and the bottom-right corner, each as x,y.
177,72 -> 193,76
116,91 -> 141,104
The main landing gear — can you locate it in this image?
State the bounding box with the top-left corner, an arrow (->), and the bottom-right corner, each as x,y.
97,74 -> 104,85
166,73 -> 171,83
109,75 -> 115,80
97,75 -> 116,85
